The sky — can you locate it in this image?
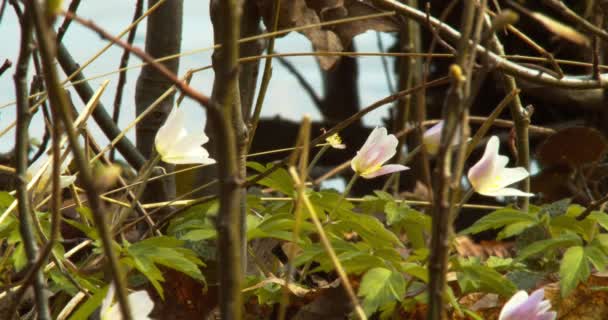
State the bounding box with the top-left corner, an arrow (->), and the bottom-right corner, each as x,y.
0,0 -> 395,156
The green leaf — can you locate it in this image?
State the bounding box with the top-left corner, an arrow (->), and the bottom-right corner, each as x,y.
460,209 -> 538,235
584,244 -> 608,271
124,236 -> 205,298
247,212 -> 314,243
69,285 -> 108,320
247,162 -> 293,195
0,192 -> 15,209
588,211 -> 608,231
358,267 -> 405,316
329,211 -> 403,248
516,232 -> 581,262
560,245 -> 589,297
457,262 -> 517,297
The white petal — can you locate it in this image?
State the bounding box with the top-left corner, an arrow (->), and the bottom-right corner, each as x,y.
479,187 -> 534,197
359,127 -> 387,156
499,290 -> 529,320
100,284 -> 116,318
468,136 -> 501,193
155,107 -> 186,156
492,167 -> 530,191
59,175 -> 77,189
360,164 -> 409,179
129,290 -> 154,320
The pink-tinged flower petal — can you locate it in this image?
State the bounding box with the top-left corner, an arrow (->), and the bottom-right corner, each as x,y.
422,121 -> 463,156
360,164 -> 409,179
499,289 -> 555,320
468,136 -> 500,191
478,187 -> 534,197
510,288 -> 546,318
468,136 -> 533,198
423,121 -> 443,155
499,290 -> 529,320
537,312 -> 557,320
357,127 -> 387,158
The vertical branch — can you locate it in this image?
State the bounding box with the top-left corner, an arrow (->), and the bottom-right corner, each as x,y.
485,16 -> 530,211
135,0 -> 183,202
239,0 -> 263,119
110,0 -> 143,161
247,0 -> 281,152
427,1 -> 476,319
26,1 -> 133,319
392,0 -> 418,193
13,5 -> 51,320
209,0 -> 246,318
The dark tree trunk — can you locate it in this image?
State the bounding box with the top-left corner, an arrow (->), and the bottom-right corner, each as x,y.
135,0 -> 183,199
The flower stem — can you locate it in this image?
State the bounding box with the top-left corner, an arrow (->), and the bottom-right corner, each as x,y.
455,188 -> 475,218
307,144 -> 330,177
382,144 -> 422,192
329,174 -> 358,218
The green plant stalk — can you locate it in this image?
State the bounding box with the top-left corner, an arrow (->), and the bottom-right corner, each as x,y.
12,4 -> 51,319
27,1 -> 133,319
329,174 -> 358,218
279,116 -> 312,320
484,15 -> 530,211
307,144 -> 330,177
247,0 -> 281,153
382,144 -> 421,191
289,168 -> 367,320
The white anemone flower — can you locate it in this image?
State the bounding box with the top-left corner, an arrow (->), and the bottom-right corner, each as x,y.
155,107 -> 216,165
100,284 -> 154,320
467,136 -> 533,197
27,153 -> 76,194
422,120 -> 460,156
499,288 -> 556,320
351,127 -> 409,179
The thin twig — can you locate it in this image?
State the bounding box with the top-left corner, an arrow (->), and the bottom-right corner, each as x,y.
542,0 -> 608,43
247,0 -> 281,152
110,0 -> 143,161
0,59 -> 12,77
374,0 -> 608,89
56,0 -> 82,42
12,4 -> 50,319
28,1 -> 134,318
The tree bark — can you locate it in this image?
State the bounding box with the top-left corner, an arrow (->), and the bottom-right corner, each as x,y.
135,0 -> 183,201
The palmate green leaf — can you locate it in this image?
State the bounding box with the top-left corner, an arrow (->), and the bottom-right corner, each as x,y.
247,212 -> 314,243
329,211 -> 403,249
247,162 -> 293,195
456,262 -> 517,297
584,244 -> 608,271
560,245 -> 590,297
69,285 -> 109,320
460,208 -> 538,235
550,215 -> 596,242
588,211 -> 608,231
124,236 -> 205,298
516,232 -> 582,262
309,189 -> 354,218
358,267 -> 406,316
